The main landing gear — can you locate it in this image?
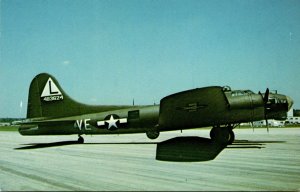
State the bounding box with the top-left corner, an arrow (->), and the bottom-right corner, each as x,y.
210,125 -> 235,145
78,135 -> 84,144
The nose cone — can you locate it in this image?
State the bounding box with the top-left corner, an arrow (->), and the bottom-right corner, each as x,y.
286,96 -> 294,111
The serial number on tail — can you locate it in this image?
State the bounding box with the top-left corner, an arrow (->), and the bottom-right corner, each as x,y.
42,95 -> 64,101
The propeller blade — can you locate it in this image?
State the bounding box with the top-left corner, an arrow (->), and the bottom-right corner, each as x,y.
263,88 -> 269,103
262,88 -> 270,133
266,119 -> 269,133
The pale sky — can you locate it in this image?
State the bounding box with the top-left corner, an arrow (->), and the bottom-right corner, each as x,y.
1,0 -> 300,118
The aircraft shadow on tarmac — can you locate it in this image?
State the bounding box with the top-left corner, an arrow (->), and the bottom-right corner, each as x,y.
15,141 -> 82,150
156,136 -> 227,162
156,137 -> 286,162
15,141 -> 159,150
15,137 -> 285,162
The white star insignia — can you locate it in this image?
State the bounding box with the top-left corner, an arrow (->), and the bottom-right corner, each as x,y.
106,115 -> 118,129
97,115 -> 128,130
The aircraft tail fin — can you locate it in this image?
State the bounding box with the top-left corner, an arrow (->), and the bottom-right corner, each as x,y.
27,73 -> 84,118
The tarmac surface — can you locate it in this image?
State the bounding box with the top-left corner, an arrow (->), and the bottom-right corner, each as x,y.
0,128 -> 300,191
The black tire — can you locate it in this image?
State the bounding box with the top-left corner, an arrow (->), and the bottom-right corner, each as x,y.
146,131 -> 160,139
78,136 -> 84,144
210,127 -> 217,140
210,126 -> 232,144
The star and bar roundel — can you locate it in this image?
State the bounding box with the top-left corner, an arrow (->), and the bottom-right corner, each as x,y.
97,114 -> 127,131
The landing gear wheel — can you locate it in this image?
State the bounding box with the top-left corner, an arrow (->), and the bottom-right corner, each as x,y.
146,130 -> 160,140
78,135 -> 84,144
210,126 -> 228,144
210,127 -> 217,141
210,126 -> 234,145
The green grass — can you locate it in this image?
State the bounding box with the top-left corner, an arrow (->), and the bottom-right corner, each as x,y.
0,126 -> 19,131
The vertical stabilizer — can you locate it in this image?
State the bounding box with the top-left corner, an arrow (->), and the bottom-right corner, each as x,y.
27,73 -> 82,118
27,73 -> 134,119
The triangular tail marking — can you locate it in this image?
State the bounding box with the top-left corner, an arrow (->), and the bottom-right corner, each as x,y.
40,78 -> 63,101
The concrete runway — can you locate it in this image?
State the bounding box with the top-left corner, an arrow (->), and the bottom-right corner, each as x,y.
0,128 -> 300,191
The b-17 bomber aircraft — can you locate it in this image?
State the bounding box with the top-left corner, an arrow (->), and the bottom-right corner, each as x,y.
19,73 -> 294,144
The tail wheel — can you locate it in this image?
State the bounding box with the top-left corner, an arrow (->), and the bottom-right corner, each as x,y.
78,135 -> 84,143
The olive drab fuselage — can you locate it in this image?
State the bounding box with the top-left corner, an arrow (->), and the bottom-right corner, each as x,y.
19,73 -> 293,140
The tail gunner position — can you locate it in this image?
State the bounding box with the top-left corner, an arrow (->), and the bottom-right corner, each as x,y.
19,73 -> 293,144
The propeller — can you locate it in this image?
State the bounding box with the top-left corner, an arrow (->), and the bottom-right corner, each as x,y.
260,88 -> 270,132
263,88 -> 269,104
